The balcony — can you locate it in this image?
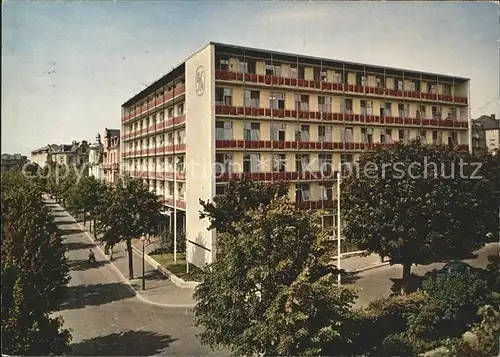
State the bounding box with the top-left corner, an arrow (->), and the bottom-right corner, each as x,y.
121,115 -> 186,142
214,70 -> 468,105
215,105 -> 469,129
121,83 -> 186,123
216,171 -> 343,183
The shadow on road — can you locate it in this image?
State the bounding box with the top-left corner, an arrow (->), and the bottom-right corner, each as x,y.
68,259 -> 109,272
64,241 -> 95,251
59,228 -> 85,236
68,330 -> 178,356
389,273 -> 425,295
340,270 -> 361,285
59,282 -> 135,311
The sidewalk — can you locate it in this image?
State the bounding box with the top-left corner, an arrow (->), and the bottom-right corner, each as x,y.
339,252 -> 389,273
77,220 -> 196,307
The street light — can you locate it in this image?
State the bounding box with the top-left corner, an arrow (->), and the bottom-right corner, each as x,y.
140,235 -> 146,290
337,172 -> 341,287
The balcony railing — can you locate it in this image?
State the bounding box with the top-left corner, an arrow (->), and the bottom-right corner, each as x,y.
215,105 -> 469,129
121,83 -> 186,123
214,70 -> 468,105
122,115 -> 186,141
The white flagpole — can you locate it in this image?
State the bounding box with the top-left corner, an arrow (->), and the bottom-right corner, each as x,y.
337,172 -> 341,287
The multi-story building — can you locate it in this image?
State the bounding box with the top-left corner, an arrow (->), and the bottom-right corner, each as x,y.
31,141 -> 90,167
1,153 -> 28,173
472,114 -> 499,155
102,128 -> 121,185
120,42 -> 471,268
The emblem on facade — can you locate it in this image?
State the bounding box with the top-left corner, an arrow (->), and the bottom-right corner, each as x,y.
195,65 -> 205,96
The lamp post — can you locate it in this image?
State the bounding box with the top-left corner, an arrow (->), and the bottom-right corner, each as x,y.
140,235 -> 146,290
337,172 -> 341,287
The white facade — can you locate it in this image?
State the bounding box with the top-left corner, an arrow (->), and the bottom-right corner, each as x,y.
485,129 -> 499,153
88,134 -> 104,180
185,44 -> 216,267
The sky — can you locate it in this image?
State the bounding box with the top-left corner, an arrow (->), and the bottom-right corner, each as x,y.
2,1 -> 499,156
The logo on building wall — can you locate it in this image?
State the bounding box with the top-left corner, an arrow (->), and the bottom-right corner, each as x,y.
195,65 -> 205,96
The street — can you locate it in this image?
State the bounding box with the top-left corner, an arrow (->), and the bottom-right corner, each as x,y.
50,202 -> 226,357
350,242 -> 499,307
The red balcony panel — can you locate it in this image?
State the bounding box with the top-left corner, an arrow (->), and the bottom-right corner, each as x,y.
278,109 -> 285,118
291,78 -> 297,86
346,114 -> 354,122
258,75 -> 265,83
291,172 -> 299,180
293,142 -> 299,148
230,107 -> 238,115
324,113 -> 332,121
265,141 -> 271,148
333,142 -> 339,149
431,119 -> 438,126
297,79 -> 305,87
316,142 -> 322,149
258,141 -> 264,148
278,141 -> 285,149
323,142 -> 333,150
422,119 -> 429,126
258,108 -> 265,116
270,76 -> 278,85
332,113 -> 338,121
431,93 -> 437,101
322,82 -> 332,90
298,142 -> 305,149
355,85 -> 363,93
285,141 -> 291,149
283,109 -> 290,118
236,73 -> 244,81
284,78 -> 291,86
250,74 -> 258,82
265,75 -> 272,85
244,107 -> 251,116
354,114 -> 360,122
274,172 -> 283,180
272,141 -> 278,149
263,108 -> 270,117
236,107 -> 243,115
292,110 -> 297,117
265,173 -> 271,181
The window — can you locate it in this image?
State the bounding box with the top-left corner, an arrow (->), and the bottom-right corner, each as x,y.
340,154 -> 354,174
340,127 -> 354,143
397,80 -> 404,90
244,90 -> 260,108
334,72 -> 343,84
432,131 -> 439,145
177,104 -> 184,115
270,123 -> 286,141
318,153 -> 333,172
340,98 -> 353,114
295,183 -> 311,202
167,132 -> 174,145
167,157 -> 174,171
360,100 -> 373,115
318,96 -> 332,112
220,57 -> 229,71
295,125 -> 310,142
295,154 -> 310,172
298,66 -> 305,80
398,129 -> 409,143
319,183 -> 333,201
216,185 -> 227,195
243,154 -> 261,173
443,84 -> 451,95
398,103 -> 409,117
269,92 -> 285,109
380,129 -> 393,144
448,132 -> 458,146
294,94 -> 310,111
168,108 -> 174,118
176,130 -> 185,145
159,111 -> 165,122
152,114 -> 157,125
361,128 -> 373,143
432,106 -> 442,120
176,156 -> 184,172
289,65 -> 298,79
266,64 -> 281,77
177,182 -> 185,199
216,121 -> 233,140
318,125 -> 332,142
419,130 -> 427,143
272,154 -> 286,172
244,123 -> 260,141
215,153 -> 233,174
416,105 -> 426,119
215,88 -> 232,106
430,84 -> 437,94
239,61 -> 248,74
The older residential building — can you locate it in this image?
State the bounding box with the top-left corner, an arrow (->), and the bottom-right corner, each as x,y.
102,128 -> 120,185
472,114 -> 499,155
1,153 -> 28,172
31,141 -> 90,167
120,42 -> 471,268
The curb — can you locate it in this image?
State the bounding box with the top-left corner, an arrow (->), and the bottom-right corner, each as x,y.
352,261 -> 390,273
130,244 -> 200,289
50,200 -> 196,308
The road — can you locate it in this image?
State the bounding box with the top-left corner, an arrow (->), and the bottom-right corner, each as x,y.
350,242 -> 499,307
50,203 -> 225,357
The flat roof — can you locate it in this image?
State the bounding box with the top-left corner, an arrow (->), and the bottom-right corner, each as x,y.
211,42 -> 469,82
121,41 -> 469,108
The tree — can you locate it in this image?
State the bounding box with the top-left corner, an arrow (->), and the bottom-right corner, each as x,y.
199,177 -> 289,235
341,140 -> 498,293
1,170 -> 71,355
193,197 -> 356,356
97,177 -> 163,278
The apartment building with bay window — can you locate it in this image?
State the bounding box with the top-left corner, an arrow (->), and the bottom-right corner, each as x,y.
120,42 -> 471,268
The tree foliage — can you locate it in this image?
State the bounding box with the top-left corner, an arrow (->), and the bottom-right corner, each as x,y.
97,176 -> 163,278
194,194 -> 356,356
1,169 -> 71,355
341,140 -> 498,293
199,177 -> 289,235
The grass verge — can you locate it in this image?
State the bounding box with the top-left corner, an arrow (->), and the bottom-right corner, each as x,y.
150,252 -> 205,282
